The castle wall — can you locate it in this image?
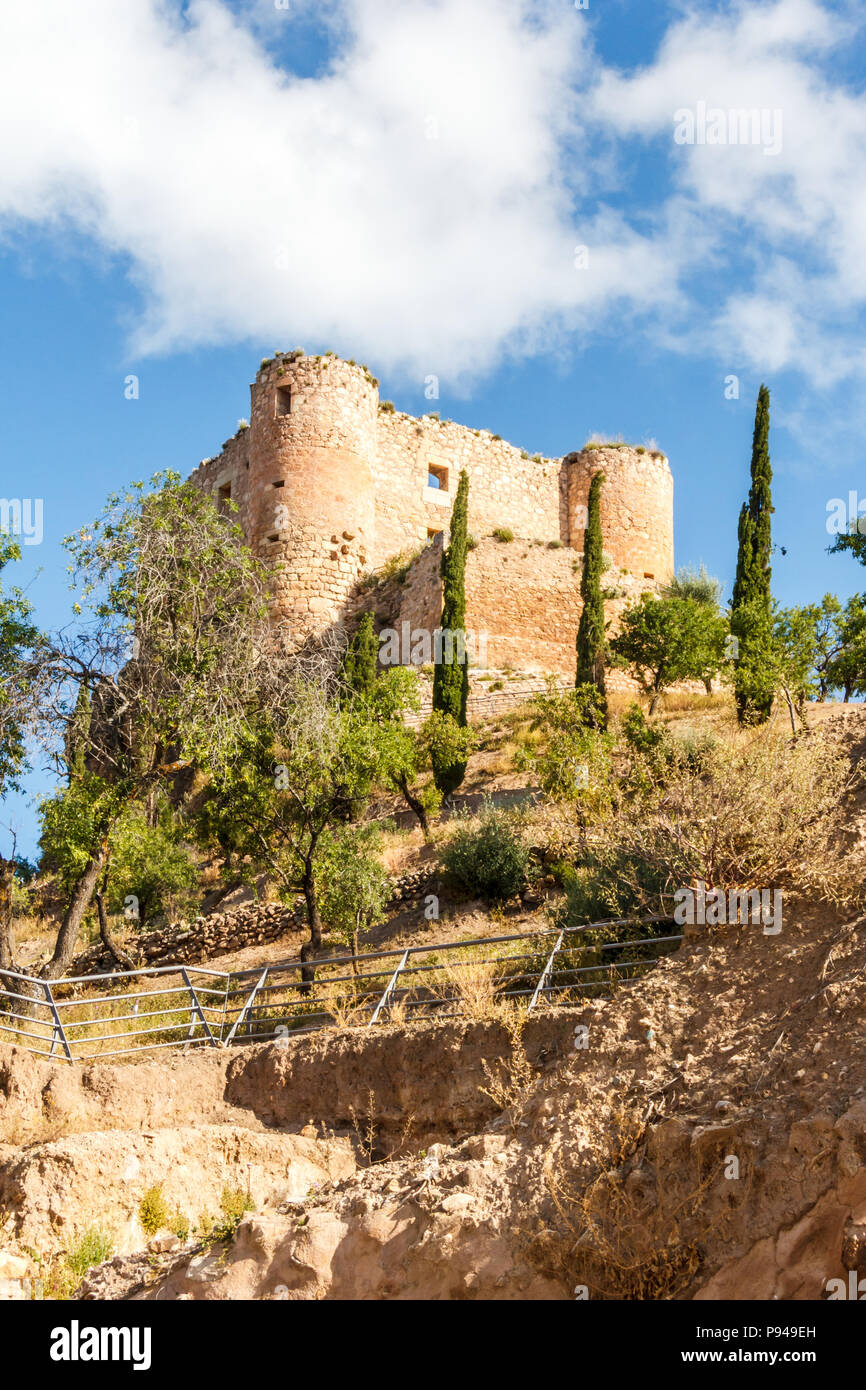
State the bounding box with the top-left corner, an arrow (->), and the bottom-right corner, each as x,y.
393,537 -> 658,679
188,353 -> 676,673
372,411 -> 563,562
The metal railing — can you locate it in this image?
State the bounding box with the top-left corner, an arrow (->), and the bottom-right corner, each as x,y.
0,916 -> 682,1062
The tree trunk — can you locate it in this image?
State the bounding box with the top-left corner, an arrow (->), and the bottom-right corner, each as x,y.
299,850 -> 322,987
781,684 -> 799,736
0,857 -> 16,973
648,690 -> 661,716
42,840 -> 109,980
352,927 -> 360,977
396,773 -> 430,840
703,676 -> 713,695
95,875 -> 136,972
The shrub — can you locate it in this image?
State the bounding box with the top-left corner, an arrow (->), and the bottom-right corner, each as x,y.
139,1184 -> 170,1237
515,684 -> 613,810
492,527 -> 514,543
563,726 -> 860,921
210,1184 -> 256,1241
65,1227 -> 114,1280
442,798 -> 532,901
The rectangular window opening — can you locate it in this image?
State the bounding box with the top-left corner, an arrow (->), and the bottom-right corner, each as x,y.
427,463 -> 449,491
217,482 -> 232,515
276,386 -> 292,416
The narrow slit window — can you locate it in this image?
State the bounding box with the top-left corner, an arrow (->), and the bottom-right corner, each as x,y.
276,386 -> 292,416
217,482 -> 232,515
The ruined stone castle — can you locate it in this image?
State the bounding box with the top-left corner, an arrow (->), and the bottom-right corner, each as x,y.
190,352 -> 674,678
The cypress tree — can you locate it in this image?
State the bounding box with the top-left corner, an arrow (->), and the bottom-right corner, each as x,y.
731,385 -> 775,723
342,611 -> 378,699
432,469 -> 470,794
575,471 -> 608,728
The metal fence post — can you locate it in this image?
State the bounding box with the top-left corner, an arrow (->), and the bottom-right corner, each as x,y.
528,931 -> 564,1013
42,981 -> 74,1061
369,950 -> 409,1025
223,970 -> 268,1046
181,968 -> 218,1047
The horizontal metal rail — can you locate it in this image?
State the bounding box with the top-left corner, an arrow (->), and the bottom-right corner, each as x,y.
0,917 -> 681,1061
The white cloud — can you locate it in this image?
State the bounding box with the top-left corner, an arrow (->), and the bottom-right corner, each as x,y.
0,0 -> 679,380
592,0 -> 866,384
0,0 -> 864,393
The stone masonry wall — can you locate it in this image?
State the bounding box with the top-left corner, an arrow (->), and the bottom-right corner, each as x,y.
373,409 -> 564,564
188,353 -> 675,674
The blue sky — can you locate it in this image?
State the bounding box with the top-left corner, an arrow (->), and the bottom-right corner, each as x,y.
2,0 -> 866,854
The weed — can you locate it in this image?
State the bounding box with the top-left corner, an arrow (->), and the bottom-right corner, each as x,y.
139,1184 -> 170,1237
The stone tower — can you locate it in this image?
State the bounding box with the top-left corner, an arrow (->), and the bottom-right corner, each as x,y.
248,353 -> 379,637
565,445 -> 674,583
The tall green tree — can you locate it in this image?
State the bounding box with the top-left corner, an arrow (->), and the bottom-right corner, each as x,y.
731,385 -> 775,723
432,469 -> 470,795
342,611 -> 378,698
575,471 -> 608,727
33,474 -> 269,977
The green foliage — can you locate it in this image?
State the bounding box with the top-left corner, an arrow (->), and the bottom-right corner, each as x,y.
492,527 -> 514,543
40,784 -> 198,927
210,1184 -> 255,1241
610,593 -> 728,713
442,798 -> 532,902
38,774 -> 125,894
575,472 -> 608,725
65,473 -> 270,777
195,668 -> 422,948
342,612 -> 378,699
432,470 -> 470,795
731,385 -> 774,723
515,683 -> 612,811
139,1185 -> 170,1237
662,563 -> 723,609
106,803 -> 199,928
65,1227 -> 114,1279
827,593 -> 866,700
316,822 -> 391,952
423,710 -> 474,802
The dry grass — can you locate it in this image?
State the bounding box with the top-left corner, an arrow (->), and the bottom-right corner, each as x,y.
534,1103 -> 731,1300
440,954 -> 501,1021
479,1003 -> 535,1116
